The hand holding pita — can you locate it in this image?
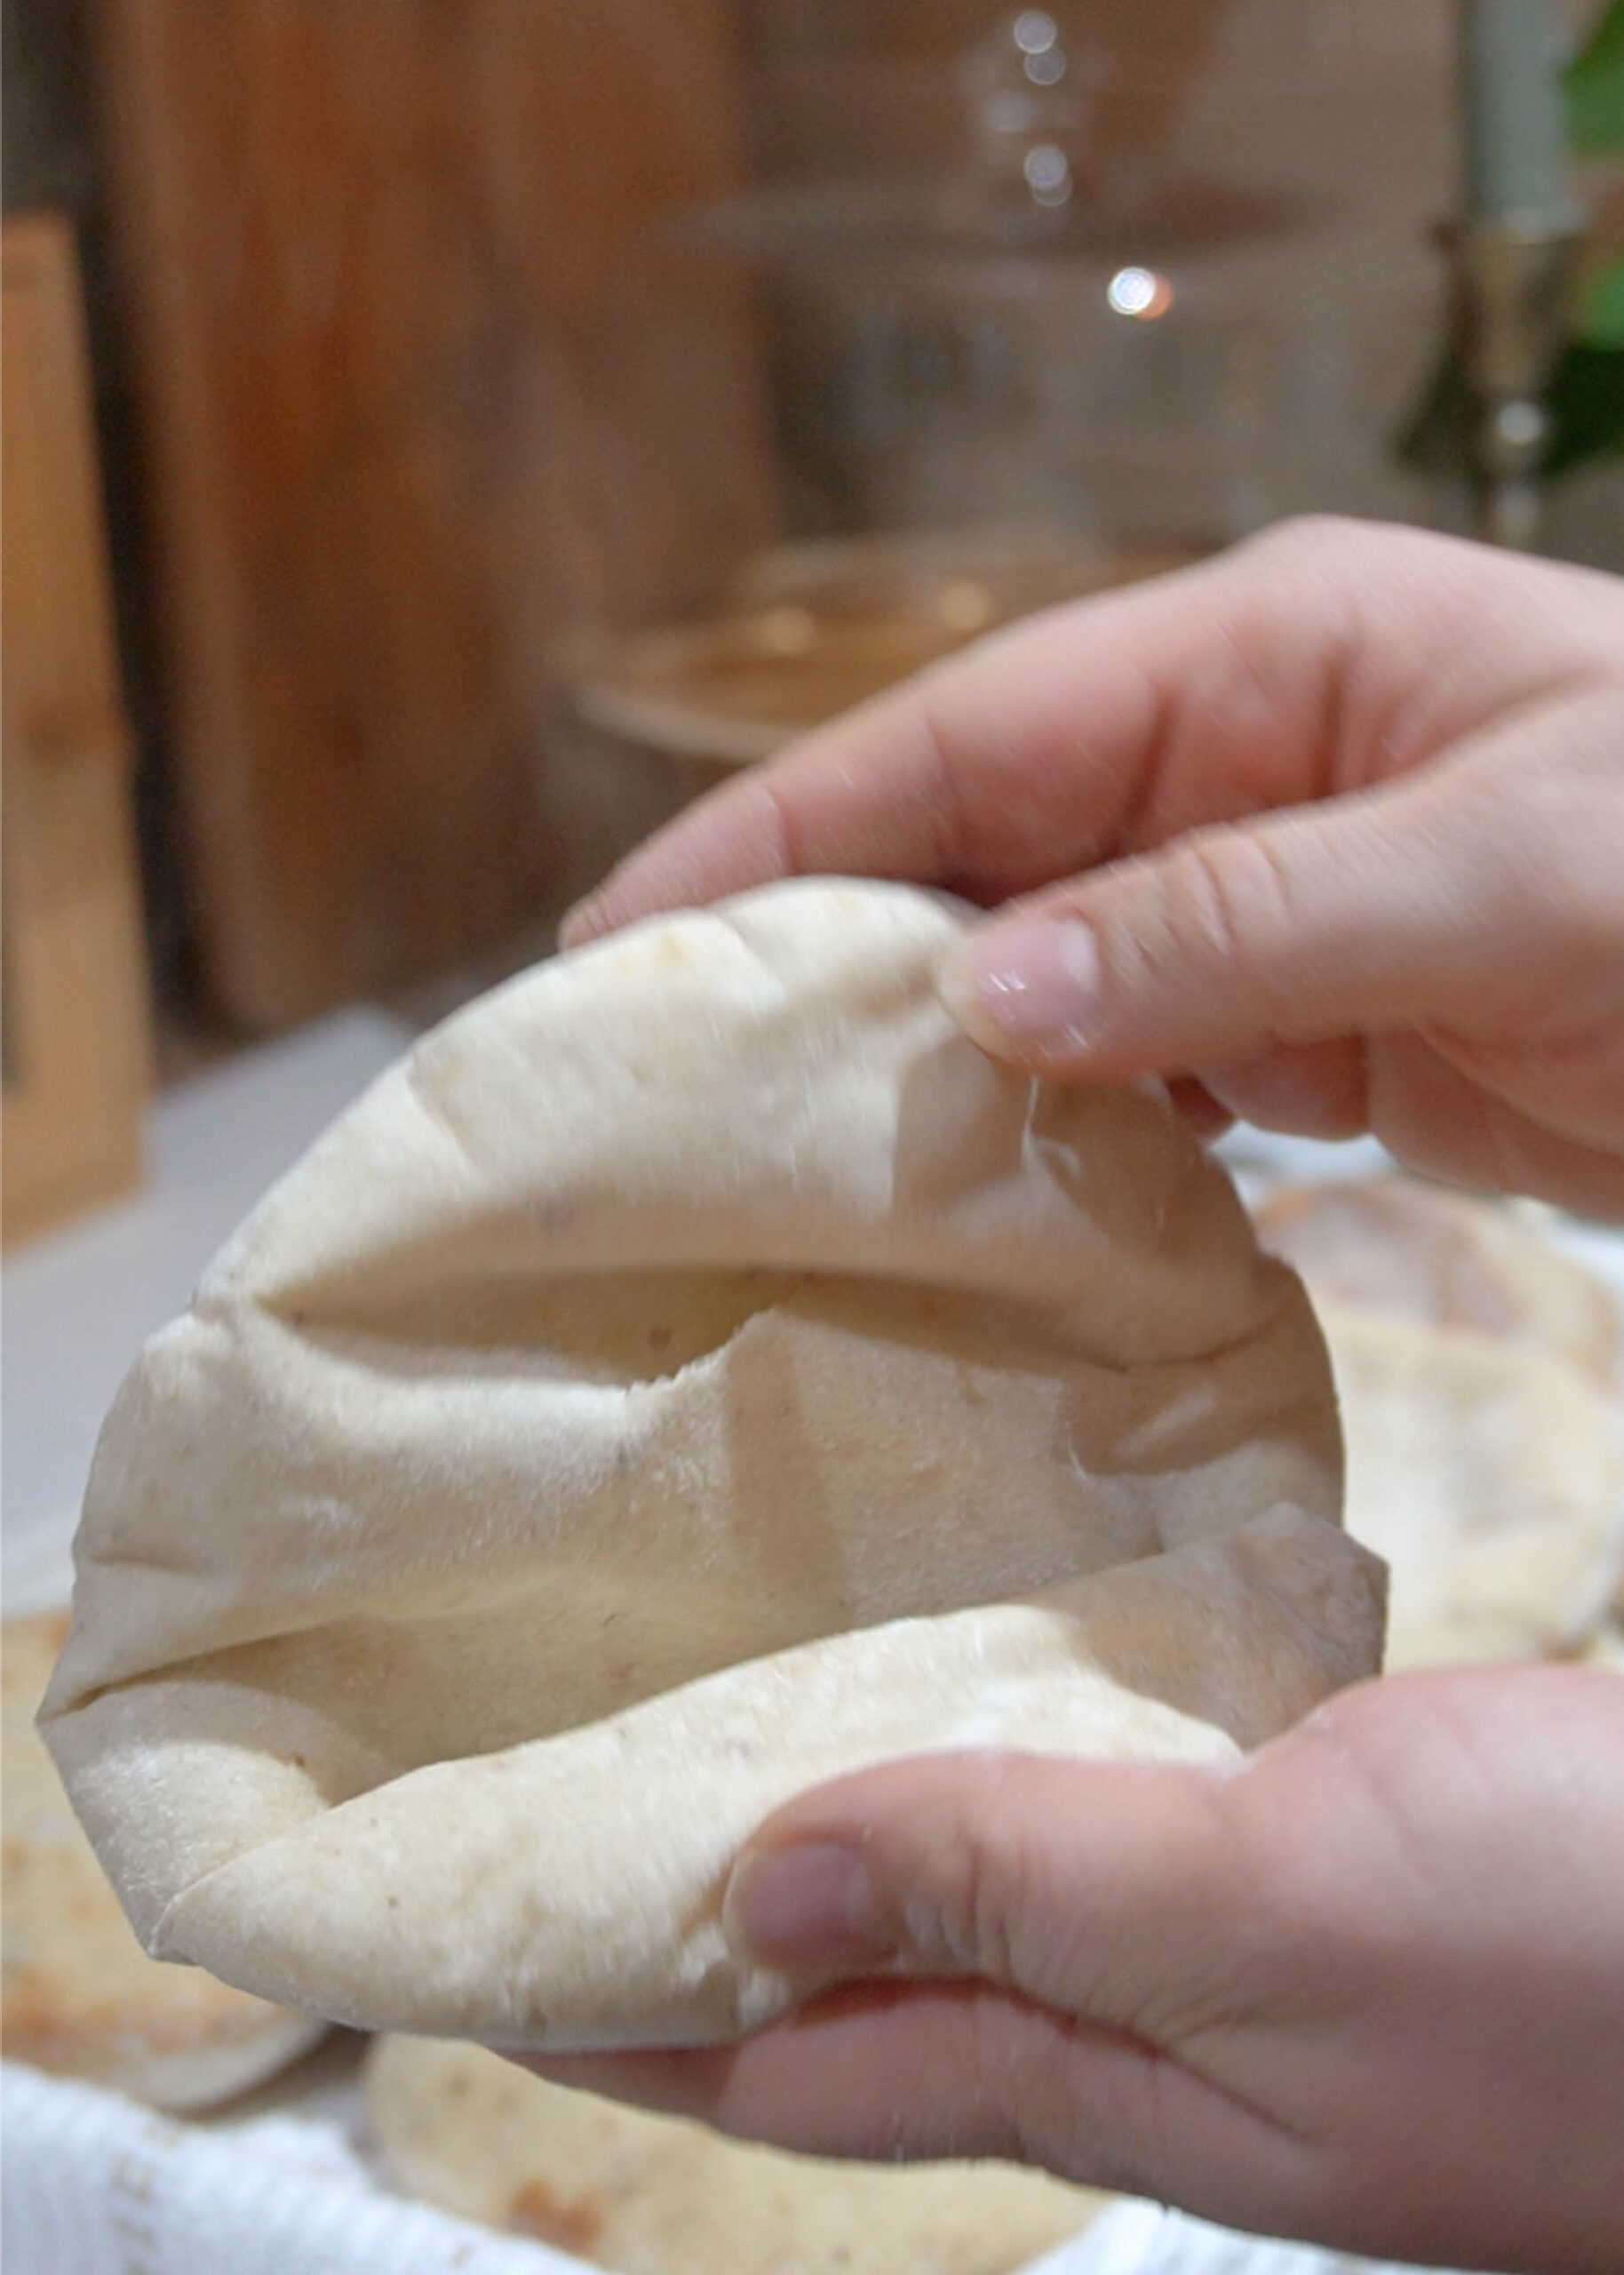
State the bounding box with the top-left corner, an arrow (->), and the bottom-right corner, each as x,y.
567,520 -> 1624,1219
556,523 -> 1624,2269
536,1664 -> 1624,2275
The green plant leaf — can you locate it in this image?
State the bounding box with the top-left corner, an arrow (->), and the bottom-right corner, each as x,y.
1567,0 -> 1624,155
1581,254 -> 1624,347
1396,336 -> 1624,482
1396,5 -> 1624,483
1543,342 -> 1624,468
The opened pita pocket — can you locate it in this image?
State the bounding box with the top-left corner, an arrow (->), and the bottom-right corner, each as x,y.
368,2036 -> 1107,2275
1255,1178 -> 1620,1386
1321,1305 -> 1624,1670
3,1611 -> 326,2110
43,880 -> 1381,2050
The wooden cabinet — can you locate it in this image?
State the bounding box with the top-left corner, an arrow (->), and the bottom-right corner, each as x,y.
3,214 -> 151,1248
100,0 -> 772,1029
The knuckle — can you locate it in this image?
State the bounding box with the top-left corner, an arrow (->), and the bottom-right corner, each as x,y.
742,771 -> 802,879
1238,513 -> 1362,574
1116,829 -> 1299,1016
970,1996 -> 1160,2194
909,679 -> 978,879
961,1993 -> 1052,2165
901,1770 -> 1049,1991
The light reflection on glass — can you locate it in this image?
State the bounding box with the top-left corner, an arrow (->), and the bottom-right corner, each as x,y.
1494,400 -> 1544,449
1013,11 -> 1057,55
1107,266 -> 1174,320
1026,47 -> 1067,86
1023,143 -> 1072,207
1013,12 -> 1066,86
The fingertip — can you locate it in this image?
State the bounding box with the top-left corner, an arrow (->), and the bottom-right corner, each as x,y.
935,946 -> 1034,1065
722,1840 -> 891,1976
556,898 -> 602,951
937,919 -> 1109,1073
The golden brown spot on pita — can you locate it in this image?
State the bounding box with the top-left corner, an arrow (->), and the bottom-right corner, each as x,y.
508,2179 -> 604,2253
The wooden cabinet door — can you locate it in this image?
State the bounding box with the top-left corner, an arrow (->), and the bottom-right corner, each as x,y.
102,0 -> 772,1029
3,214 -> 151,1249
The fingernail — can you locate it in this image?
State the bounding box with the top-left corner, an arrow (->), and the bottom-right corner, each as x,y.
722,1841 -> 890,1973
558,897 -> 600,950
940,920 -> 1103,1055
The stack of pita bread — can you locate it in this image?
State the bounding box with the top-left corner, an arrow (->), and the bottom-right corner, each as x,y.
2,1609 -> 326,2112
1254,1180 -> 1624,1672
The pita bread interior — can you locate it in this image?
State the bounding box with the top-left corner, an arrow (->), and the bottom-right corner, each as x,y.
43,880 -> 1381,2051
367,2036 -> 1108,2275
2,1611 -> 327,2111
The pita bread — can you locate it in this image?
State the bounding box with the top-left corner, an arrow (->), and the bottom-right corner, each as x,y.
368,2036 -> 1107,2275
43,880 -> 1380,2050
2,1611 -> 326,2110
1321,1305 -> 1624,1670
1255,1179 -> 1620,1385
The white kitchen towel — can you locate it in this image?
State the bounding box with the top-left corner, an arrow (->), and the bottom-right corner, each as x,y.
1,2061 -> 583,2275
1029,2193 -> 1482,2275
3,2061 -> 1492,2275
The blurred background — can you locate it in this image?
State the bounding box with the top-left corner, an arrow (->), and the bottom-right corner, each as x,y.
3,0 -> 1621,1251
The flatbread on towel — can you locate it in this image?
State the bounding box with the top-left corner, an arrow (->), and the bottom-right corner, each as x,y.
368,2035 -> 1109,2275
3,1610 -> 326,2110
42,880 -> 1381,2050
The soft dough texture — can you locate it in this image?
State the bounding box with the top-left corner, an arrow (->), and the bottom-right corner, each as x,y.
43,880 -> 1381,2049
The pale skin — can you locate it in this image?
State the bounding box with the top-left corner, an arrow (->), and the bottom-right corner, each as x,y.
537,522 -> 1624,2272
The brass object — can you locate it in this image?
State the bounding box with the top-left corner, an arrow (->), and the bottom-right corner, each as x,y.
1447,218 -> 1584,548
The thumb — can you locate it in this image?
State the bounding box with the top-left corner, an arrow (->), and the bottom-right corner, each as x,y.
724,1749 -> 1244,2032
540,1747 -> 1311,2196
936,771 -> 1550,1081
709,1748 -> 1318,2191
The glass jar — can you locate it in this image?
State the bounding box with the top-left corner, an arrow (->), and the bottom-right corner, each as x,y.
569,5 -> 1447,772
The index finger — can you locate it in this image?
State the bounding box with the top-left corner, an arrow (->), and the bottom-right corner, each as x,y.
563,521 -> 1529,946
563,557 -> 1225,943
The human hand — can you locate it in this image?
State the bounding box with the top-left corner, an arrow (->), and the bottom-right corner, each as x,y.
531,1665 -> 1624,2275
565,521 -> 1624,1217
